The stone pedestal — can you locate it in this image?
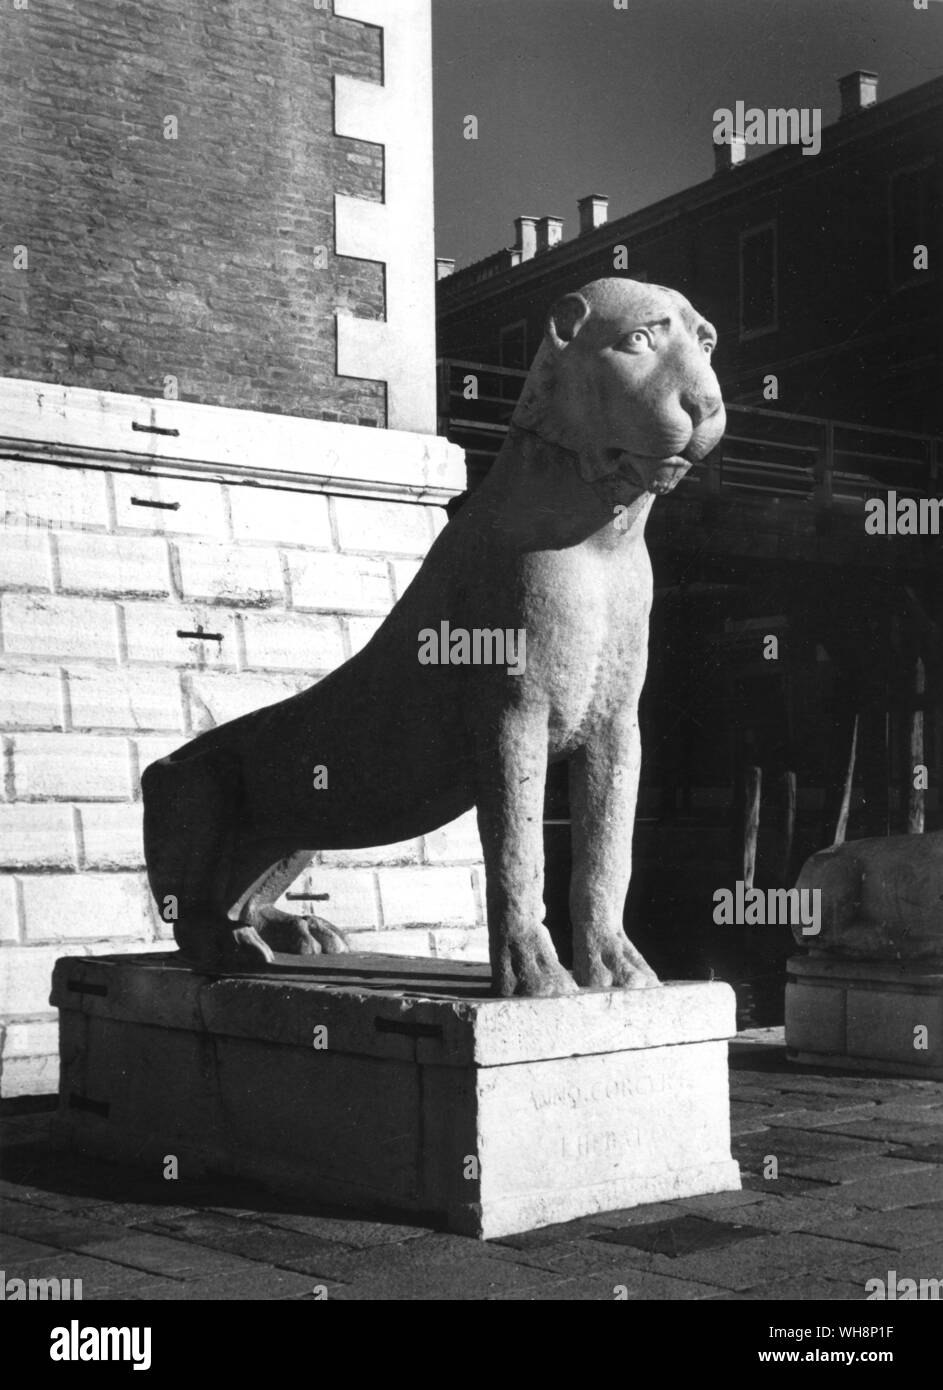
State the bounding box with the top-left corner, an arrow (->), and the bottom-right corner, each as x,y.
786,955 -> 943,1079
52,952 -> 740,1239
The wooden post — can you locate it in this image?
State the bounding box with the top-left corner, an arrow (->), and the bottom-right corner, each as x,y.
833,714 -> 858,846
781,770 -> 797,884
743,765 -> 762,889
908,657 -> 926,834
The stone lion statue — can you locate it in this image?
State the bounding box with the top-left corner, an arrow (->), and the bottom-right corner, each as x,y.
794,831 -> 943,962
142,278 -> 725,995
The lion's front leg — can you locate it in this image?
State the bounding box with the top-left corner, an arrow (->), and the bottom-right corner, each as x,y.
569,716 -> 659,989
475,705 -> 578,998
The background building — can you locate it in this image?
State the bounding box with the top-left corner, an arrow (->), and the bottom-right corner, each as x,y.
0,0 -> 485,1098
437,72 -> 943,1023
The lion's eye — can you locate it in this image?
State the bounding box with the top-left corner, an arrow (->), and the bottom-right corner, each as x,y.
620,330 -> 653,352
702,340 -> 715,357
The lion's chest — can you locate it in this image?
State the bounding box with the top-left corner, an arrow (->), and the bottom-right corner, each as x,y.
518,538 -> 653,741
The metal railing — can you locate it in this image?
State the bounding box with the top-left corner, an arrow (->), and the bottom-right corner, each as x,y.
436,358 -> 943,506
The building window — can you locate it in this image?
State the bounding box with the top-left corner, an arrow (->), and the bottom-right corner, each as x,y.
739,222 -> 777,339
890,160 -> 937,289
499,321 -> 528,371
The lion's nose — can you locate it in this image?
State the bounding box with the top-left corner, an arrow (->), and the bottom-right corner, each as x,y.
679,382 -> 723,429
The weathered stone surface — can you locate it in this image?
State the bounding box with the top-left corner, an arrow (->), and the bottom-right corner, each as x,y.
53,953 -> 739,1239
785,955 -> 943,1079
794,831 -> 943,962
141,279 -> 726,996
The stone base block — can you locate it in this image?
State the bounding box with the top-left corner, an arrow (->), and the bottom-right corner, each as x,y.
52,952 -> 740,1239
786,954 -> 943,1079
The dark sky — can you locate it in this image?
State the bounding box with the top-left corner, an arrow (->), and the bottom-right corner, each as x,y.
432,0 -> 943,268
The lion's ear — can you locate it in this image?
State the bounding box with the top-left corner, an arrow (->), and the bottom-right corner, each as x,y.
546,293 -> 590,348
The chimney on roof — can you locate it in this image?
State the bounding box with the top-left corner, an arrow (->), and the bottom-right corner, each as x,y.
713,131 -> 746,173
577,194 -> 609,234
436,257 -> 455,281
514,215 -> 538,261
839,70 -> 878,117
536,215 -> 564,253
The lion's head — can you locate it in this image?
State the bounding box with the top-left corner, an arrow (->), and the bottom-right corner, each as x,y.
512,277 -> 726,489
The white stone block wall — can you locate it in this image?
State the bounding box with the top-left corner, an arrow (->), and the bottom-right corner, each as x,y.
0,400 -> 487,1097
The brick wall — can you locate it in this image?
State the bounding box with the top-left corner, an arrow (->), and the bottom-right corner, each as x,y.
0,0 -> 459,1097
0,453 -> 487,1097
0,0 -> 386,425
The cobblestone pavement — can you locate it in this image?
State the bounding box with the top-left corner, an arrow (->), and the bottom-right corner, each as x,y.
2,1030 -> 942,1301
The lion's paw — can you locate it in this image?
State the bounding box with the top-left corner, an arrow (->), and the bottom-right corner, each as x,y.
222,924 -> 277,968
496,932 -> 579,997
305,915 -> 350,954
573,932 -> 660,990
254,907 -> 350,956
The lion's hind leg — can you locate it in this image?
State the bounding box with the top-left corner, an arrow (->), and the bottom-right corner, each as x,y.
141,747 -> 274,969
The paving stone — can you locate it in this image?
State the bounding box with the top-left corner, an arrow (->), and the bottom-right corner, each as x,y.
211,1206 -> 428,1251
486,1270 -> 723,1300
709,1275 -> 871,1301
273,1231 -> 553,1288
583,1202 -> 687,1230
77,1231 -> 261,1279
731,1101 -> 780,1120
815,1120 -> 943,1145
0,1180 -> 47,1203
765,1076 -> 926,1099
0,1251 -> 170,1299
0,1233 -> 62,1264
814,1206 -> 943,1251
871,1101 -> 943,1123
731,1116 -> 776,1136
0,1204 -> 131,1250
205,1201 -> 290,1220
787,1154 -> 936,1185
598,1233 -> 882,1292
719,1195 -> 861,1234
489,1235 -> 675,1279
763,1105 -> 878,1131
890,1142 -> 943,1163
592,1214 -> 767,1260
741,1173 -> 833,1197
137,1216 -> 356,1275
493,1215 -> 612,1250
810,1169 -> 943,1211
123,1267 -> 335,1301
841,1247 -> 943,1297
738,1147 -> 848,1180
75,1202 -> 200,1227
737,1129 -> 892,1161
676,1189 -> 767,1214
766,1092 -> 887,1116
0,1182 -> 110,1216
147,1205 -> 429,1258
327,1253 -> 558,1300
